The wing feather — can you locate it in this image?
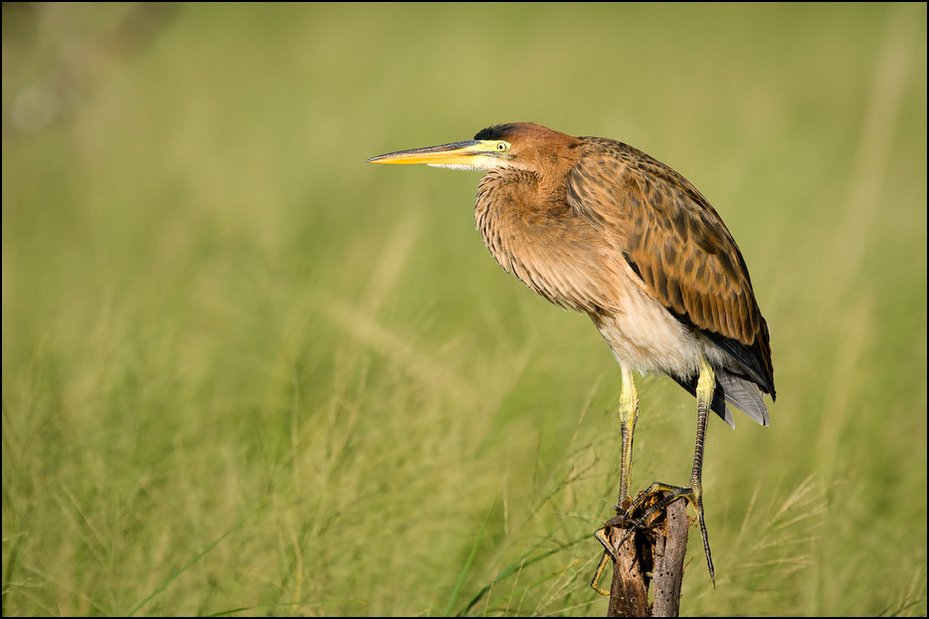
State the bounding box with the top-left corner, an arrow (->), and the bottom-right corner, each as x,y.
565,138 -> 775,400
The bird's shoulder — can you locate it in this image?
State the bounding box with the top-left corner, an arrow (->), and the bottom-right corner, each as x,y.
570,137 -> 709,218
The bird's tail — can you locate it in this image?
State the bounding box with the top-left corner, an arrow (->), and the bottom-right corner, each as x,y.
671,370 -> 769,428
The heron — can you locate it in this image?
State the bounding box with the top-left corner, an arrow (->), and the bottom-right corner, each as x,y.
367,122 -> 775,591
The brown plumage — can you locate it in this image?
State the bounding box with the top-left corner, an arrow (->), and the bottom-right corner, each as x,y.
368,122 -> 775,588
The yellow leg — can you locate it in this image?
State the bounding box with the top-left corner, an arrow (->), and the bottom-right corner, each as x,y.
618,365 -> 638,507
590,366 -> 638,595
691,356 -> 716,586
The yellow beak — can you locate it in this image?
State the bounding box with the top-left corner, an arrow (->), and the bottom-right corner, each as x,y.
367,139 -> 504,170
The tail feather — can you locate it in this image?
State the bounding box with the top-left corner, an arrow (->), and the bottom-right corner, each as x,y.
671,369 -> 769,428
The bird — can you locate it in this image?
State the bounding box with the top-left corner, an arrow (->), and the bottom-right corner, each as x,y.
367,122 -> 775,591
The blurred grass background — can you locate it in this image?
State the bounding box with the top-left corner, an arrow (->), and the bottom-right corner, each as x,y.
2,3 -> 925,616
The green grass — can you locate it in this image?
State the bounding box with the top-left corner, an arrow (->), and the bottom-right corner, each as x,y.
2,3 -> 926,616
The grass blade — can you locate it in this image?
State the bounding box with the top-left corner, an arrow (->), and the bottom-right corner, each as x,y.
127,502 -> 268,617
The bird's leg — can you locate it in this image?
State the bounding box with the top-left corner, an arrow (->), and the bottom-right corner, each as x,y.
590,366 -> 638,595
609,357 -> 718,586
617,365 -> 639,510
690,356 -> 715,585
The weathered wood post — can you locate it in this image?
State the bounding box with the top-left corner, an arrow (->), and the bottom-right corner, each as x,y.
603,495 -> 690,617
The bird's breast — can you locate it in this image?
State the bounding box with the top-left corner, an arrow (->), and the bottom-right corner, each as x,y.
474,172 -> 625,315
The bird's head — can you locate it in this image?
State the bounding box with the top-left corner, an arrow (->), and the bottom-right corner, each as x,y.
367,122 -> 581,173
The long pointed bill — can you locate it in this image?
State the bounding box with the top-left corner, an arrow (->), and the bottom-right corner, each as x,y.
367,140 -> 502,171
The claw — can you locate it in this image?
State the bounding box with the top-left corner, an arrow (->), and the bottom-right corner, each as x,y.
589,491 -> 668,595
619,481 -> 716,587
589,479 -> 717,595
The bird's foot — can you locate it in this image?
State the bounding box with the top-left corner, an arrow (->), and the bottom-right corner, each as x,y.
589,490 -> 672,595
589,481 -> 715,595
627,481 -> 715,586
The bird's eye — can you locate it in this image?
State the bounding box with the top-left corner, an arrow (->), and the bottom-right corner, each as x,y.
496,141 -> 510,153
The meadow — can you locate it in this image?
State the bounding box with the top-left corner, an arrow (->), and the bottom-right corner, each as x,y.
2,3 -> 926,616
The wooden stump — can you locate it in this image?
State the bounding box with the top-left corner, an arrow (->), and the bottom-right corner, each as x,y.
603,493 -> 690,617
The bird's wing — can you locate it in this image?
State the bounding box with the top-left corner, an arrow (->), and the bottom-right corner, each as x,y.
565,139 -> 775,399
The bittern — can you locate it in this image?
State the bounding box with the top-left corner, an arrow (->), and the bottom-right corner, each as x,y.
367,122 -> 775,590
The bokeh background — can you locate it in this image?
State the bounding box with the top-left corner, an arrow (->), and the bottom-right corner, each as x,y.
2,3 -> 926,616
